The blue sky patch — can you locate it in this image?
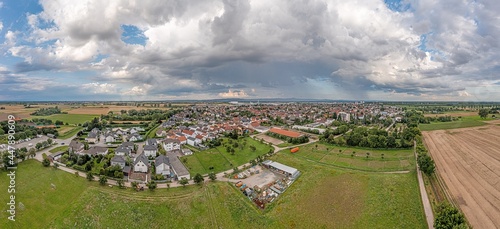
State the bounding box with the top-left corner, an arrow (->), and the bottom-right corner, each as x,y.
121,25 -> 147,46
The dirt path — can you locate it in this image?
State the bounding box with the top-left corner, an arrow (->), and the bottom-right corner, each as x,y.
423,125 -> 500,228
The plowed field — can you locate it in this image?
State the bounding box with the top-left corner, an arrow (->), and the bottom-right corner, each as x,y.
422,124 -> 500,228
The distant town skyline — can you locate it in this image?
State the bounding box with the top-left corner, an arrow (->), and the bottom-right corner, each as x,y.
0,0 -> 499,101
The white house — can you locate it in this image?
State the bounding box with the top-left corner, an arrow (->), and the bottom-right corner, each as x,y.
143,144 -> 158,157
155,155 -> 171,177
115,145 -> 132,156
163,138 -> 180,152
187,137 -> 196,146
111,155 -> 126,169
128,133 -> 142,142
133,153 -> 149,173
105,134 -> 116,143
85,132 -> 99,144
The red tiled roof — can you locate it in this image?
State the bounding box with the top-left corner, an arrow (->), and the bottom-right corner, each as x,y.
269,128 -> 302,138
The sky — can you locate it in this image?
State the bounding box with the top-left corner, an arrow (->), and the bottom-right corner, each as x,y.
0,0 -> 499,101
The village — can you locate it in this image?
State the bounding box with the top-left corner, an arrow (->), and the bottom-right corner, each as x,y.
2,102 -> 405,208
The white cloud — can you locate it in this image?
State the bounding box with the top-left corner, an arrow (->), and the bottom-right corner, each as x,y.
219,89 -> 248,98
81,82 -> 117,94
3,0 -> 500,100
0,21 -> 3,31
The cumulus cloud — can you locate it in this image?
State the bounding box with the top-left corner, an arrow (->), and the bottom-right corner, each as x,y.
1,0 -> 499,100
219,89 -> 249,98
82,82 -> 118,94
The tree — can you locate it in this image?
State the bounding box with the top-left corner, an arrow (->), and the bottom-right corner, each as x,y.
208,172 -> 217,181
42,158 -> 51,167
249,145 -> 256,152
35,142 -> 43,150
418,153 -> 436,176
131,181 -> 139,190
179,177 -> 189,187
28,148 -> 36,158
99,175 -> 107,185
381,153 -> 385,159
478,109 -> 489,119
434,202 -> 468,229
74,171 -> 79,177
193,173 -> 204,185
86,172 -> 94,181
47,138 -> 53,145
147,180 -> 157,191
117,179 -> 125,189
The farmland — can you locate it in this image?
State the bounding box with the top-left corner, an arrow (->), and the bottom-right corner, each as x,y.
183,137 -> 274,175
0,153 -> 426,228
423,124 -> 500,228
290,143 -> 414,172
419,115 -> 492,131
34,114 -> 99,124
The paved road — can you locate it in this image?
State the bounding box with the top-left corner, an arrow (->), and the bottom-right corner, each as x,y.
414,141 -> 435,229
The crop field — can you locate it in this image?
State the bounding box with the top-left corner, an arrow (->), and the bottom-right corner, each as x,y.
35,114 -> 99,124
1,152 -> 426,229
423,124 -> 500,228
58,126 -> 83,139
291,143 -> 414,172
418,115 -> 493,131
183,137 -> 274,175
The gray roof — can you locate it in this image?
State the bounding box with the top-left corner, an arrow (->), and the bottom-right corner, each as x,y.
163,138 -> 180,144
87,132 -> 98,138
116,146 -> 131,153
146,139 -> 157,146
155,155 -> 170,166
168,154 -> 190,177
111,155 -> 126,163
134,153 -> 149,166
144,145 -> 157,151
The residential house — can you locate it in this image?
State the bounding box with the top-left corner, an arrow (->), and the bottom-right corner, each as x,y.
133,153 -> 149,173
146,138 -> 158,147
110,155 -> 126,169
177,136 -> 187,145
121,142 -> 135,151
68,140 -> 84,154
128,133 -> 142,142
82,146 -> 108,156
143,144 -> 158,158
115,145 -> 132,156
104,134 -> 116,143
187,137 -> 196,146
155,155 -> 171,177
86,131 -> 99,144
163,138 -> 180,152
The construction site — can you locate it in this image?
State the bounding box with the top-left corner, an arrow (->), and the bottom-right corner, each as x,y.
233,161 -> 301,209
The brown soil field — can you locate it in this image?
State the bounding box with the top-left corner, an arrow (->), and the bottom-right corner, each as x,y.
423,111 -> 477,117
423,124 -> 500,228
254,134 -> 284,145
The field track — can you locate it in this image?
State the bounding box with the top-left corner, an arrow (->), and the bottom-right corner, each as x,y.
422,124 -> 500,228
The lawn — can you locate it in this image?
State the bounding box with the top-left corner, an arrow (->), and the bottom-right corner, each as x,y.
183,137 -> 274,175
293,143 -> 414,172
49,146 -> 69,153
419,115 -> 492,131
266,152 -> 426,228
35,114 -> 99,124
0,160 -> 89,228
0,153 -> 426,228
58,126 -> 83,139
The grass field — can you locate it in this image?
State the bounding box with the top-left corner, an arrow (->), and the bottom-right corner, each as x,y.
0,152 -> 426,228
58,126 -> 83,139
419,115 -> 493,131
49,146 -> 69,153
290,143 -> 414,172
35,114 -> 99,124
183,137 -> 274,175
